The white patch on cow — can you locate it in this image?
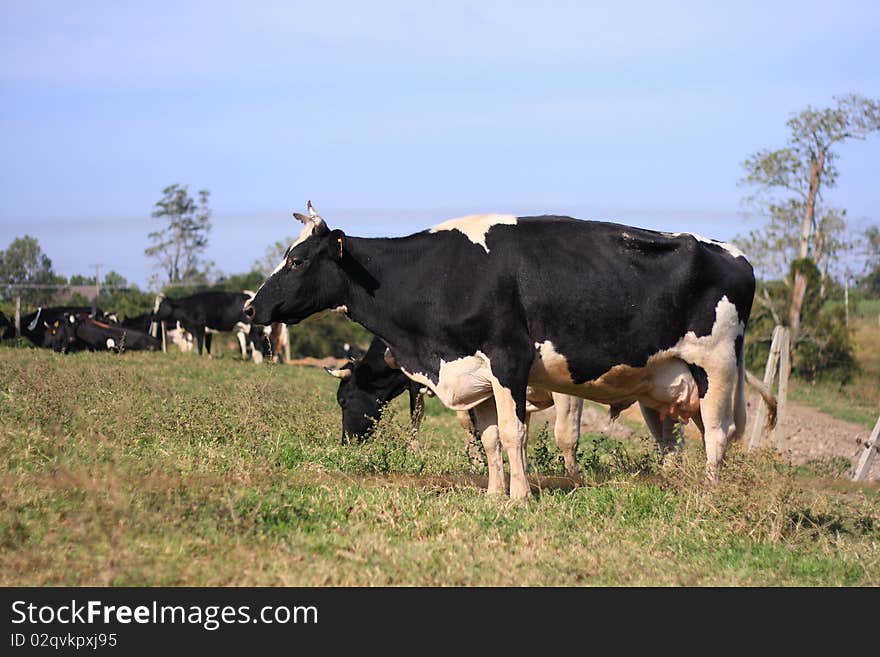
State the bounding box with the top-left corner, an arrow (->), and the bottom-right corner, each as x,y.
167,327 -> 193,352
663,232 -> 746,259
106,338 -> 116,350
331,305 -> 348,315
402,351 -> 496,410
429,214 -> 517,253
205,327 -> 220,334
402,350 -> 559,413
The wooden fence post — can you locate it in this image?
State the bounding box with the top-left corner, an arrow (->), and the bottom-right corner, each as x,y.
772,328 -> 790,450
749,325 -> 782,451
852,415 -> 880,482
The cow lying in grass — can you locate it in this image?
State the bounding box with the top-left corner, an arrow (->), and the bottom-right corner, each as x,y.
48,313 -> 160,353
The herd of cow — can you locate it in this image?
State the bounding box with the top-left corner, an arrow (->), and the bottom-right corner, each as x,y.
3,203 -> 779,498
0,290 -> 287,362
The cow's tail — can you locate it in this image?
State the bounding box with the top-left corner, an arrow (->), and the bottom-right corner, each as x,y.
745,370 -> 777,430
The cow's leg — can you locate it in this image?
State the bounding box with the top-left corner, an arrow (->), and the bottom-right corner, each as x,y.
472,399 -> 504,495
521,411 -> 532,476
457,409 -> 485,468
731,343 -> 747,442
490,372 -> 531,500
698,355 -> 738,485
237,331 -> 248,360
552,393 -> 582,477
204,332 -> 213,357
193,329 -> 205,356
640,403 -> 664,442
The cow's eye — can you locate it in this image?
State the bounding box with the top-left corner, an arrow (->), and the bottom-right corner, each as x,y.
289,257 -> 305,269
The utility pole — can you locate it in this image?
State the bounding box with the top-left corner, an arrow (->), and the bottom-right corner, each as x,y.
90,263 -> 102,315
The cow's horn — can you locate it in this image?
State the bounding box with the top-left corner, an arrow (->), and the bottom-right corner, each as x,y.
324,367 -> 352,380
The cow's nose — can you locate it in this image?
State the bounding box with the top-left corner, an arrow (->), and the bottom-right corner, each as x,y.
243,300 -> 255,319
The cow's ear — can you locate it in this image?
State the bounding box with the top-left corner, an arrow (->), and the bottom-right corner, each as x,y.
328,229 -> 346,261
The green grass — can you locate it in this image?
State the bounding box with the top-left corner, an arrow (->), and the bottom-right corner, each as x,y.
1,347 -> 879,585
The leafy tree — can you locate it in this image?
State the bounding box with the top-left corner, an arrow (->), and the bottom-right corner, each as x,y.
145,184 -> 213,287
103,270 -> 127,289
738,94 -> 880,342
0,235 -> 65,307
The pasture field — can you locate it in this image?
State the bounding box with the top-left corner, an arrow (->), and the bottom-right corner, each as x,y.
788,317 -> 880,427
1,347 -> 879,586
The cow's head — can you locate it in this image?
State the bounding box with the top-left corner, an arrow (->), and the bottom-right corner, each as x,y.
45,314 -> 78,353
244,202 -> 348,326
325,357 -> 410,442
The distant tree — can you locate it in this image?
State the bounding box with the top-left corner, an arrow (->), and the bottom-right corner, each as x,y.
69,274 -> 96,286
862,225 -> 880,296
0,235 -> 64,307
103,270 -> 127,289
145,184 -> 213,287
215,270 -> 269,293
738,94 -> 880,342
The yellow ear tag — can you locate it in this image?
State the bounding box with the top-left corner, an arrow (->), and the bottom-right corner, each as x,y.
337,237 -> 343,259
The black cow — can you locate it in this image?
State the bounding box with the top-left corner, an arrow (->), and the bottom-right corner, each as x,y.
48,314 -> 160,353
245,203 -> 777,498
118,312 -> 156,334
155,291 -> 252,356
18,306 -> 104,348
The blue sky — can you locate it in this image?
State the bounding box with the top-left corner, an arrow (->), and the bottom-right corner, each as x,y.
2,1 -> 879,287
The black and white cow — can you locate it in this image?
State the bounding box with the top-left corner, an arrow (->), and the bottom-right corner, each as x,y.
48,314 -> 160,353
18,306 -> 104,348
245,203 -> 777,499
155,291 -> 253,356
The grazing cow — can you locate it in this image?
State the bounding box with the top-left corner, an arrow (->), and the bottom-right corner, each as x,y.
48,314 -> 160,353
245,203 -> 777,499
18,306 -> 104,348
325,336 -> 427,441
248,322 -> 289,364
326,336 -> 584,473
155,291 -> 252,356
